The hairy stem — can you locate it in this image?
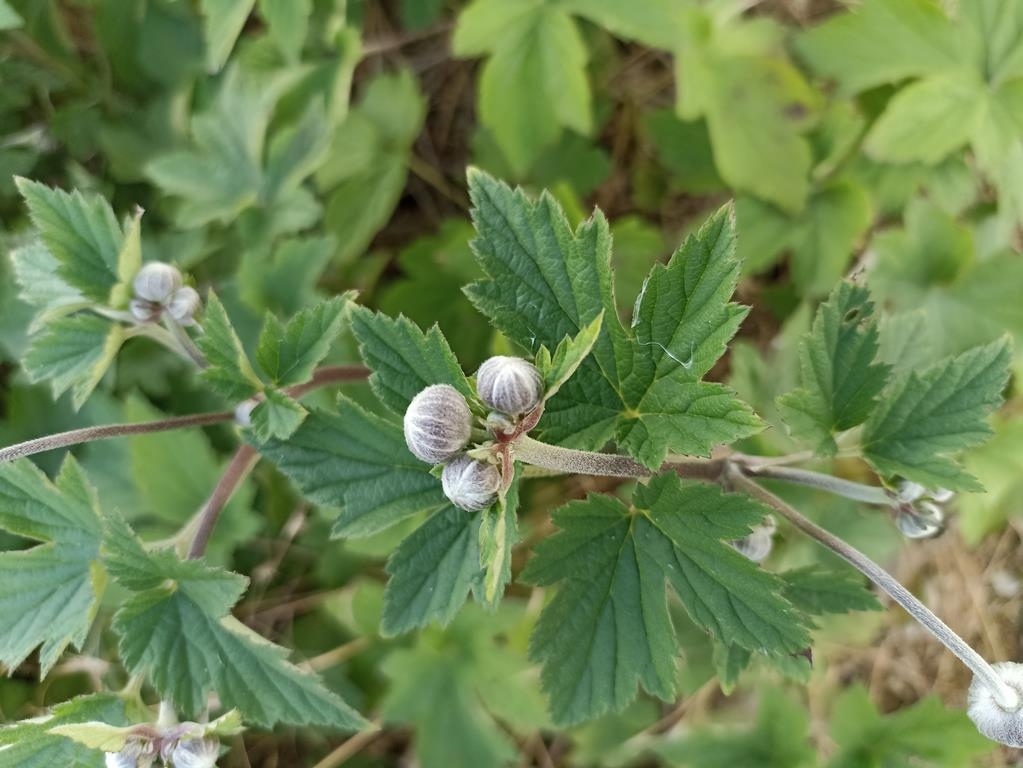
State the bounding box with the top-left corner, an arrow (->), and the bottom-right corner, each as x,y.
727,466 -> 1020,710
0,412 -> 234,464
186,444 -> 260,560
513,436 -> 725,481
743,464 -> 893,505
163,316 -> 208,369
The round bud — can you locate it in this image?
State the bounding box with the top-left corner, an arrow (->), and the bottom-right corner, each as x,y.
234,399 -> 257,428
930,487 -> 955,503
404,384 -> 472,464
968,662 -> 1023,747
133,262 -> 182,303
105,739 -> 157,768
170,738 -> 220,768
895,480 -> 926,504
476,356 -> 543,416
730,515 -> 776,563
895,501 -> 945,539
167,286 -> 201,324
130,298 -> 162,324
441,453 -> 501,512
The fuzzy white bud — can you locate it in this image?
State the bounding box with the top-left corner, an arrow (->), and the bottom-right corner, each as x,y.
895,500 -> 945,539
730,515 -> 776,562
167,286 -> 201,324
105,739 -> 157,768
130,298 -> 162,323
895,480 -> 927,504
404,384 -> 472,464
133,262 -> 182,303
475,356 -> 543,417
170,738 -> 220,768
441,453 -> 501,511
968,662 -> 1023,746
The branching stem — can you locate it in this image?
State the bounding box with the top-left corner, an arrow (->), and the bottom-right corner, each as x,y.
512,436 -> 725,481
744,464 -> 892,506
186,444 -> 260,560
727,466 -> 1020,710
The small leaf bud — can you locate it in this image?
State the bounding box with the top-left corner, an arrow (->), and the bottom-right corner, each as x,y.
167,286 -> 202,324
170,738 -> 220,768
404,384 -> 472,464
133,262 -> 182,303
441,453 -> 501,511
968,662 -> 1023,747
476,356 -> 543,416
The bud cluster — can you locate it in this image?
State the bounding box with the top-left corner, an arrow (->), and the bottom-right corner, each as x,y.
130,262 -> 201,325
892,481 -> 954,539
402,356 -> 544,512
105,736 -> 219,768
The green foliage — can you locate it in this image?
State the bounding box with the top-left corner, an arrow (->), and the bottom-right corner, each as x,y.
0,694 -> 126,768
0,458 -> 105,676
779,283 -> 892,455
522,475 -> 809,725
466,170 -> 760,469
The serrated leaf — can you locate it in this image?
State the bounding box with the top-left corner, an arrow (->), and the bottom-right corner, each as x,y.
351,307 -> 474,416
778,283 -> 892,455
862,338 -> 1011,491
11,240 -> 87,324
14,178 -> 129,304
781,566 -> 881,617
0,694 -> 127,768
195,291 -> 263,401
256,296 -> 348,387
381,506 -> 482,636
47,722 -> 133,753
23,314 -> 125,410
797,0 -> 960,95
535,312 -> 603,402
0,457 -> 105,676
263,99 -> 330,202
249,389 -> 307,441
521,474 -> 809,725
476,476 -> 519,610
259,398 -> 448,538
201,0 -> 256,71
454,0 -> 591,174
466,170 -> 760,470
258,0 -> 311,61
110,538 -> 366,729
559,0 -> 681,49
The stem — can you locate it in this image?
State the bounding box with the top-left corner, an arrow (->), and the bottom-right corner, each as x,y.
743,464 -> 893,506
513,436 -> 724,481
0,412 -> 234,464
727,466 -> 1021,710
163,316 -> 208,369
186,444 -> 260,560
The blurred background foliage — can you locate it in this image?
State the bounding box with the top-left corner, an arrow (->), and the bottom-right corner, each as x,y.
2,0 -> 1023,765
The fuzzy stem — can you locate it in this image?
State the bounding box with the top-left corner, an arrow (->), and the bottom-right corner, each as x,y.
0,412 -> 235,464
513,436 -> 724,481
728,466 -> 1020,710
163,315 -> 208,369
186,444 -> 259,560
743,464 -> 893,506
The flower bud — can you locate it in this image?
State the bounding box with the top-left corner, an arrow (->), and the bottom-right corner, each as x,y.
931,487 -> 954,503
441,453 -> 501,511
968,662 -> 1023,747
895,480 -> 926,504
404,384 -> 472,464
130,298 -> 162,324
895,500 -> 945,539
105,739 -> 157,768
133,262 -> 182,303
167,286 -> 201,324
475,356 -> 543,417
730,515 -> 776,562
170,738 -> 220,768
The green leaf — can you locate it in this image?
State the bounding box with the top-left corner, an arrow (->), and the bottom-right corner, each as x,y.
195,291 -> 263,401
862,338 -> 1012,491
797,0 -> 960,95
778,283 -> 892,454
0,457 -> 105,676
201,0 -> 256,71
0,0 -> 23,30
263,99 -> 330,203
259,398 -> 448,538
110,535 -> 366,729
11,240 -> 87,322
14,177 -> 130,304
381,506 -> 482,636
534,312 -> 603,402
653,688 -> 815,768
865,74 -> 985,164
258,0 -> 311,61
959,416 -> 1023,545
454,0 -> 591,174
466,170 -> 760,470
0,694 -> 127,768
675,12 -> 818,212
781,566 -> 882,617
559,0 -> 681,49
351,306 -> 474,416
23,314 -> 125,410
521,474 -> 809,725
827,685 -> 994,768
256,295 -> 349,387
476,476 -> 519,610
249,389 -> 307,441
